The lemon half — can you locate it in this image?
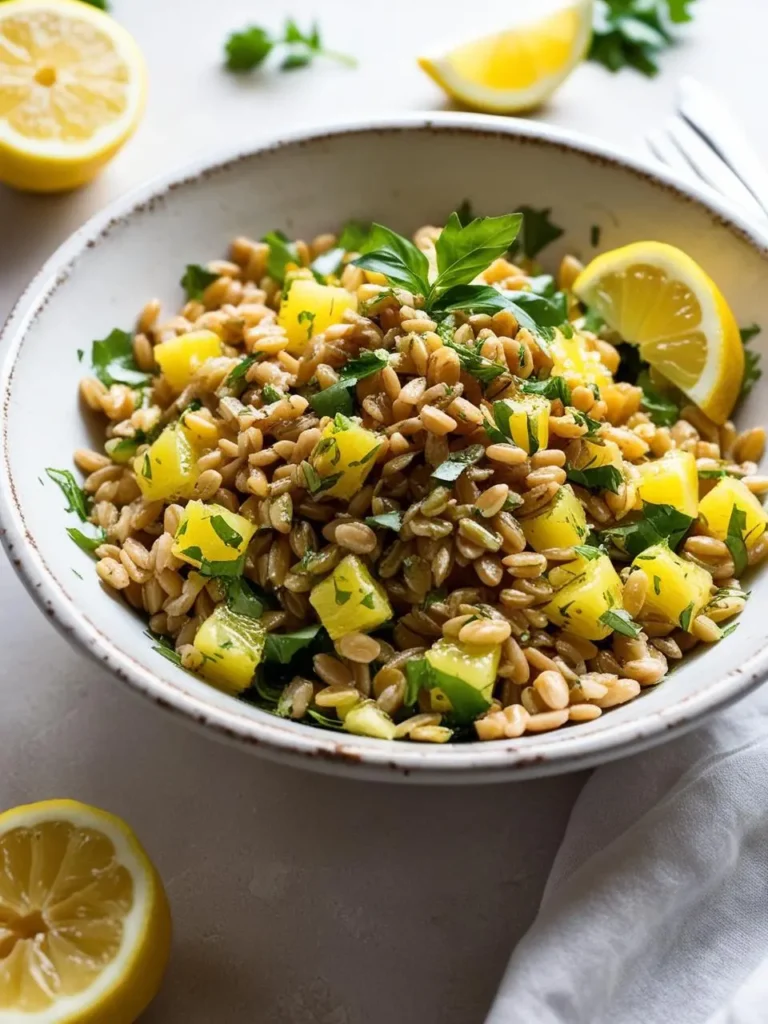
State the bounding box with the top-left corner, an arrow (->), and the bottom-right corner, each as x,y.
574,241 -> 744,424
0,799 -> 171,1023
0,0 -> 146,192
418,0 -> 593,113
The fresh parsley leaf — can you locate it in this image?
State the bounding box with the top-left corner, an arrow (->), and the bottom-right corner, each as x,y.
67,525 -> 106,555
431,444 -> 485,483
225,354 -> 258,387
264,625 -> 322,665
679,601 -> 695,632
333,578 -> 352,605
599,608 -> 642,637
740,324 -> 762,400
725,505 -> 749,576
297,309 -> 316,338
181,264 -> 218,300
510,206 -> 564,260
432,213 -> 523,296
302,463 -> 342,495
91,328 -> 153,389
262,384 -> 283,403
181,547 -> 246,578
306,709 -> 344,729
263,230 -> 300,283
404,658 -> 430,706
46,468 -> 90,521
225,577 -> 270,619
354,223 -> 431,297
340,349 -> 390,380
308,349 -> 389,417
209,515 -> 243,549
636,369 -> 680,427
311,220 -> 373,279
482,401 -> 516,445
698,467 -> 744,480
432,284 -> 559,345
566,464 -> 623,494
225,19 -> 355,73
365,511 -> 403,532
145,630 -> 183,667
518,374 -> 572,406
601,501 -> 694,557
570,409 -> 603,437
225,26 -> 273,70
589,0 -> 698,77
573,544 -> 603,561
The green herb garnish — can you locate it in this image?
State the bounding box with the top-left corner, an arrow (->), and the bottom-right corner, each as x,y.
589,0 -> 698,77
725,505 -> 749,576
209,515 -> 243,549
431,444 -> 485,483
308,348 -> 389,417
67,525 -> 106,555
599,608 -> 642,637
91,328 -> 153,389
264,625 -> 323,664
365,511 -> 403,532
740,324 -> 762,400
224,19 -> 356,73
180,264 -> 218,301
510,206 -> 564,260
601,501 -> 694,557
566,464 -> 623,494
45,468 -> 90,521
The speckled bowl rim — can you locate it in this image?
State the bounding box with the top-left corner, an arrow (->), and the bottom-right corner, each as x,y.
3,112 -> 768,783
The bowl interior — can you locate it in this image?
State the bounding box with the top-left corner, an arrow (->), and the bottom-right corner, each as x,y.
4,118 -> 768,780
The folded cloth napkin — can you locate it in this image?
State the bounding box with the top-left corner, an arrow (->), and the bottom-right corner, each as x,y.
486,683 -> 768,1024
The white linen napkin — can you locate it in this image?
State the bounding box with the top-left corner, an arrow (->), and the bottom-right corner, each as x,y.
486,683 -> 768,1024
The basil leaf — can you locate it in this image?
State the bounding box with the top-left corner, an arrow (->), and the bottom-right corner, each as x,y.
432,284 -> 557,344
181,264 -> 218,300
91,328 -> 153,389
599,608 -> 642,638
365,512 -> 403,532
725,505 -> 749,576
67,525 -> 106,555
601,501 -> 694,557
46,468 -> 90,521
432,212 -> 522,294
264,625 -> 322,665
353,223 -> 430,297
225,577 -> 270,619
431,444 -> 485,483
511,206 -> 564,259
263,230 -> 300,283
566,464 -> 623,494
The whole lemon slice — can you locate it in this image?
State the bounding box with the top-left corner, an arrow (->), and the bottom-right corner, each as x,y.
573,241 -> 744,425
0,0 -> 146,192
418,0 -> 593,114
0,799 -> 171,1023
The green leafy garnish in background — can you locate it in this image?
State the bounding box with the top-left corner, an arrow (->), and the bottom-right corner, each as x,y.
310,220 -> 372,279
589,0 -> 699,77
91,328 -> 153,389
510,206 -> 564,260
262,230 -> 300,284
636,369 -> 681,426
224,19 -> 356,73
601,501 -> 694,557
181,264 -> 218,301
740,324 -> 762,400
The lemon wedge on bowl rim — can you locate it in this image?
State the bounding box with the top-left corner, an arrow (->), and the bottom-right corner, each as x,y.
573,241 -> 745,425
0,799 -> 171,1023
0,0 -> 146,192
418,0 -> 594,114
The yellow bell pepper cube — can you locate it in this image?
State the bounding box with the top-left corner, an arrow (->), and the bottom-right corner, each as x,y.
172,501 -> 256,571
632,543 -> 713,631
308,415 -> 382,500
521,484 -> 588,551
544,552 -> 624,640
550,328 -> 613,389
698,477 -> 768,550
134,425 -> 200,502
636,449 -> 698,518
309,554 -> 392,640
154,330 -> 222,392
278,278 -> 357,355
193,604 -> 266,694
495,395 -> 549,454
568,438 -> 624,492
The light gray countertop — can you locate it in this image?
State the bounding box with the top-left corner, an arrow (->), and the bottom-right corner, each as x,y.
1,1 -> 763,1020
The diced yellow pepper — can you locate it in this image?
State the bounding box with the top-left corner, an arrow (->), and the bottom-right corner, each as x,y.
496,395 -> 549,454
632,543 -> 713,631
278,278 -> 357,354
544,552 -> 624,640
343,701 -> 397,740
521,485 -> 588,551
309,415 -> 382,500
309,554 -> 392,640
636,449 -> 698,518
193,604 -> 266,694
172,501 -> 256,570
550,328 -> 613,389
133,425 -> 200,502
154,330 -> 222,392
425,639 -> 500,723
570,438 -> 623,474
698,477 -> 768,550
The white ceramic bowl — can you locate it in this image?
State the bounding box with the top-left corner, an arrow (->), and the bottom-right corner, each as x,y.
3,114 -> 768,783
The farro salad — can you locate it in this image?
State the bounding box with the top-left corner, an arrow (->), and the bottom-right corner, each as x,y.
50,208 -> 768,744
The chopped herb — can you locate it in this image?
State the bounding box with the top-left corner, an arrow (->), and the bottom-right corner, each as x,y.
360,592 -> 376,609
333,579 -> 352,605
348,444 -> 381,468
308,349 -> 389,417
310,220 -> 372,279
570,409 -> 603,437
145,630 -> 183,667
262,230 -> 300,284
725,505 -> 749,576
601,501 -> 694,557
339,349 -> 390,380
721,622 -> 739,639
441,330 -> 507,386
333,412 -> 353,431
510,206 -> 564,260
142,453 -> 152,480
298,309 -> 316,338
637,369 -> 681,427
589,0 -> 699,77
740,324 -> 762,400
45,468 -> 90,521
91,328 -> 153,389
698,467 -> 745,480
484,400 -> 515,444
224,19 -> 356,73
653,574 -> 662,596
209,515 -> 243,549
679,601 -> 695,632
365,511 -> 403,532
431,444 -> 485,483
404,658 -> 430,706
225,354 -> 259,387
181,547 -> 246,578
599,608 -> 642,638
303,463 -> 342,495
264,625 -> 323,665
181,264 -> 218,300
306,709 -> 344,729
225,577 -> 270,619
502,493 -> 524,512
583,307 -> 606,334
76,348 -> 84,362
67,525 -> 106,555
262,384 -> 283,403
573,545 -> 603,561
566,464 -> 623,494
423,588 -> 447,609
518,375 -> 572,406
591,225 -> 602,247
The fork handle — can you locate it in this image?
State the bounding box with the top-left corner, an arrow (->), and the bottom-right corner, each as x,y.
679,77 -> 768,218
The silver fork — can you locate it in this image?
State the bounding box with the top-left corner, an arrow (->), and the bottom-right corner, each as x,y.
647,77 -> 768,224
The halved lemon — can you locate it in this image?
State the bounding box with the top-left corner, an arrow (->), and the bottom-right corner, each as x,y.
573,241 -> 744,424
0,0 -> 146,192
0,799 -> 171,1023
418,1 -> 593,114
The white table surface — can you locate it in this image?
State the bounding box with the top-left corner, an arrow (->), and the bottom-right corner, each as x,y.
1,1 -> 765,1020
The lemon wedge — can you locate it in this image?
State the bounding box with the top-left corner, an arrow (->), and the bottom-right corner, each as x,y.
573,241 -> 744,425
418,0 -> 593,114
0,799 -> 171,1023
0,0 -> 146,192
